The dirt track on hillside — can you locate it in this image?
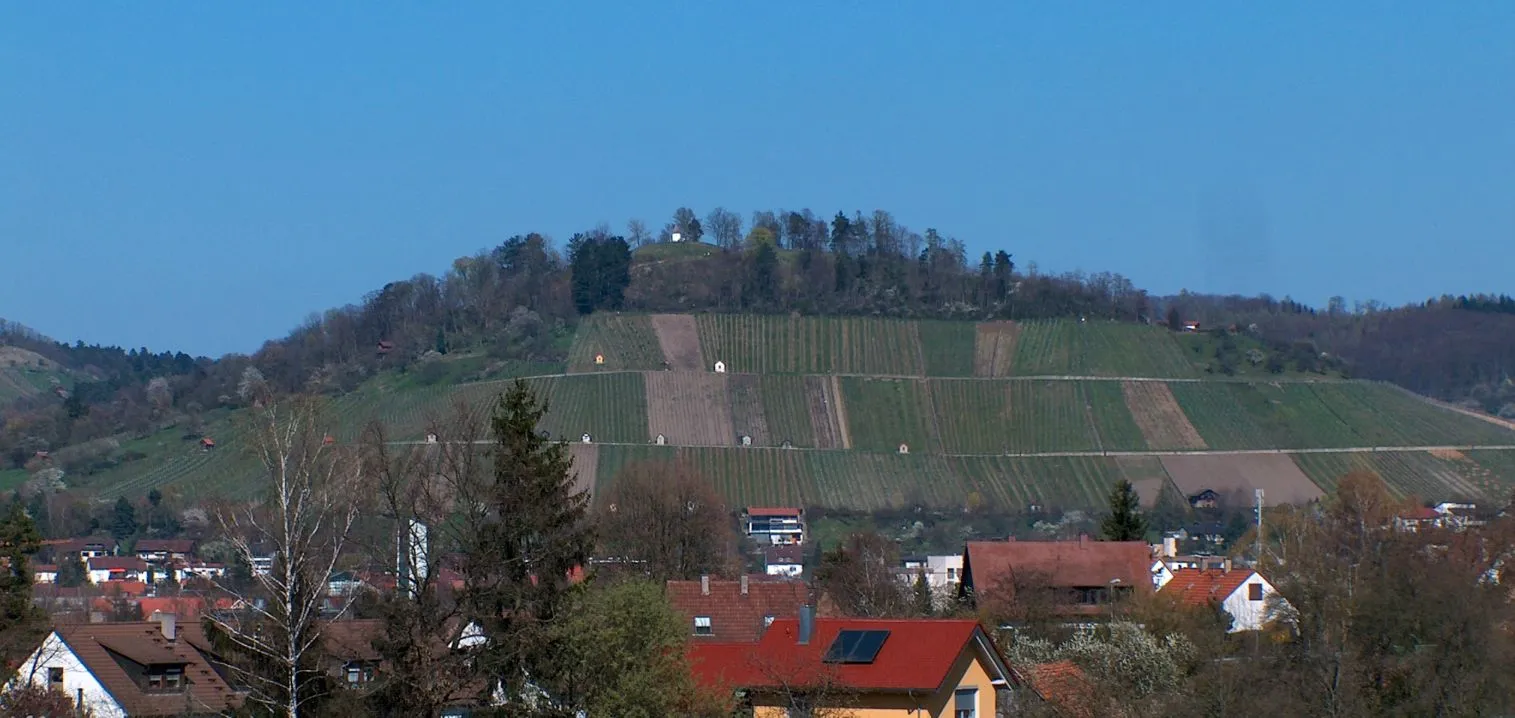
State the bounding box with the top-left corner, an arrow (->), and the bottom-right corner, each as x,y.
567,443 -> 599,500
1122,381 -> 1208,450
651,314 -> 706,371
1161,453 -> 1322,505
973,321 -> 1020,377
805,376 -> 850,449
646,372 -> 735,446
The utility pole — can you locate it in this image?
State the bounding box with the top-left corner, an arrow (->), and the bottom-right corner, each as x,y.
1254,488 -> 1265,563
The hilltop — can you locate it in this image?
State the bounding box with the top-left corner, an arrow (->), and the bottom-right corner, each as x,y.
34,313 -> 1515,517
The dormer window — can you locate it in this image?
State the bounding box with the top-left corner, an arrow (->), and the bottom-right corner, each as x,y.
694,616 -> 712,635
147,666 -> 184,691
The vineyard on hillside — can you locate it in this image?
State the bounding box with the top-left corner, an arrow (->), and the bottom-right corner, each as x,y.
838,378 -> 940,453
917,321 -> 977,377
1010,320 -> 1198,378
694,315 -> 926,375
566,314 -> 664,372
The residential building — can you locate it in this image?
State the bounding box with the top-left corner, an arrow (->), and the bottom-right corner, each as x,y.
1187,489 -> 1219,509
8,615 -> 242,717
961,536 -> 1153,616
688,612 -> 1019,717
87,557 -> 149,585
51,536 -> 116,559
1158,567 -> 1287,632
899,554 -> 965,591
763,544 -> 804,577
668,575 -> 810,643
743,507 -> 805,545
33,564 -> 58,584
134,539 -> 197,565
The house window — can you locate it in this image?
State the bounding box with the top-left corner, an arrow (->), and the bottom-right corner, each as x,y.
47,666 -> 63,686
147,667 -> 183,691
947,567 -> 957,581
346,662 -> 376,685
954,687 -> 978,718
694,616 -> 712,635
1248,583 -> 1263,601
763,614 -> 775,627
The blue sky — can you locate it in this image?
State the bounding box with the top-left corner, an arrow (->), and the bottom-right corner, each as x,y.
2,3 -> 1512,357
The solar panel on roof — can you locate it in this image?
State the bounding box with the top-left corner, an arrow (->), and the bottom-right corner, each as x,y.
822,629 -> 890,664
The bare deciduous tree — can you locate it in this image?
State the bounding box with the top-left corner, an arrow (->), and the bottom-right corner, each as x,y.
207,395 -> 367,718
815,532 -> 912,618
705,207 -> 744,249
597,460 -> 737,582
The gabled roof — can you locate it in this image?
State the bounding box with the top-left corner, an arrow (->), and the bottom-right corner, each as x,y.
763,545 -> 804,566
135,539 -> 196,554
321,619 -> 384,662
1157,568 -> 1258,606
1027,660 -> 1098,718
688,618 -> 1012,693
88,556 -> 148,571
667,578 -> 809,643
964,538 -> 1153,592
1399,506 -> 1441,520
53,622 -> 242,716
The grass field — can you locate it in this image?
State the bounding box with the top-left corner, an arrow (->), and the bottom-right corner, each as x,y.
695,315 -> 925,375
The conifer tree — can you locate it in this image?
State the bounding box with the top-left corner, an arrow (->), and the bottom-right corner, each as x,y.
462,379 -> 594,705
1101,479 -> 1149,541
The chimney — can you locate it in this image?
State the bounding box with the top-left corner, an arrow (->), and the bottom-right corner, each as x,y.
1078,533 -> 1089,548
1222,559 -> 1232,574
798,605 -> 814,645
700,575 -> 710,596
740,574 -> 749,596
156,612 -> 176,642
1162,536 -> 1177,558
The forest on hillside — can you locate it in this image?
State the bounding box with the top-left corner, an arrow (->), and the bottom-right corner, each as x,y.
2,205 -> 1513,473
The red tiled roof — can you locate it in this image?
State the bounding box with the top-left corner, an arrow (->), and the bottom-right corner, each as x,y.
1399,507 -> 1441,520
745,507 -> 802,517
100,580 -> 149,597
668,579 -> 809,643
688,618 -> 1008,693
1159,569 -> 1257,606
964,538 -> 1153,593
137,597 -> 208,620
1027,661 -> 1098,718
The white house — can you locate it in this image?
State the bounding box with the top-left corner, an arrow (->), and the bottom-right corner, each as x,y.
178,561 -> 227,581
32,564 -> 58,584
8,616 -> 241,716
1157,567 -> 1287,632
742,507 -> 805,546
899,555 -> 964,591
86,556 -> 148,584
763,545 -> 804,577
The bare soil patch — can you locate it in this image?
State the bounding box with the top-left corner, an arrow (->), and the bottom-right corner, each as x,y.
727,374 -> 771,446
1429,448 -> 1468,461
1114,455 -> 1173,508
972,321 -> 1020,377
567,444 -> 599,501
645,372 -> 735,446
1160,454 -> 1323,505
805,376 -> 848,449
651,314 -> 706,371
1121,381 -> 1207,450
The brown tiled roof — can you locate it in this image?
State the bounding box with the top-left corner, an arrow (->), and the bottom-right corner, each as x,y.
54,621 -> 242,716
667,578 -> 809,643
135,539 -> 197,554
763,545 -> 804,566
964,537 -> 1153,593
744,507 -> 801,517
89,557 -> 148,571
1159,569 -> 1258,606
321,619 -> 384,662
1027,661 -> 1099,718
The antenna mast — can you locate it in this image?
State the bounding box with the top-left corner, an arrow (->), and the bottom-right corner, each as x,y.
1254,488 -> 1265,562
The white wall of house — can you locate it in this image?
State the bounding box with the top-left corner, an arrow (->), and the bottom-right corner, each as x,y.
927,555 -> 964,589
33,570 -> 57,584
86,568 -> 143,584
1221,574 -> 1283,632
765,563 -> 803,578
1150,560 -> 1174,590
9,632 -> 127,718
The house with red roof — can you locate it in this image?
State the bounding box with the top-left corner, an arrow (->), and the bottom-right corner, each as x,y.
960,536 -> 1153,617
668,575 -> 810,643
87,557 -> 149,585
688,611 -> 1019,717
1157,567 -> 1286,632
1024,660 -> 1100,718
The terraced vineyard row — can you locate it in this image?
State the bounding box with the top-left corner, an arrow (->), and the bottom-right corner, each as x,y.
1011,320 -> 1198,378
694,315 -> 926,375
592,446 -> 1153,512
566,314 -> 664,372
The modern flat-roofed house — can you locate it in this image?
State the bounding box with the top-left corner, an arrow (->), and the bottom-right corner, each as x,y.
743,507 -> 805,545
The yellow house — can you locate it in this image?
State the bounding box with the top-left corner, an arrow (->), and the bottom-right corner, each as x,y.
689,611 -> 1020,717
